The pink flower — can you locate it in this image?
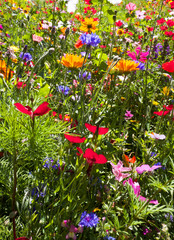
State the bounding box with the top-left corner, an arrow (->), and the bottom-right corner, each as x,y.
127,47 -> 149,62
136,164 -> 162,174
124,110 -> 133,120
32,34 -> 43,43
126,2 -> 136,11
110,161 -> 132,182
148,132 -> 166,140
123,178 -> 159,204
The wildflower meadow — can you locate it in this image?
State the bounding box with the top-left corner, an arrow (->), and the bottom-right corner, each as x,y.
0,0 -> 174,239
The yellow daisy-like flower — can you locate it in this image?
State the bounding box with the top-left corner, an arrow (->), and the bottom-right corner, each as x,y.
116,28 -> 124,36
0,60 -> 13,80
59,54 -> 86,69
108,59 -> 139,74
10,46 -> 19,52
80,18 -> 98,33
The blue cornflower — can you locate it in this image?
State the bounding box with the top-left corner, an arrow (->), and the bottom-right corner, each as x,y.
135,61 -> 145,70
104,236 -> 116,240
43,157 -> 60,170
79,71 -> 91,80
154,162 -> 166,170
151,152 -> 157,157
80,33 -> 101,47
57,85 -> 70,95
79,211 -> 99,228
19,52 -> 32,62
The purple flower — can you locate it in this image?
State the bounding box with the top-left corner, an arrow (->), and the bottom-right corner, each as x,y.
135,61 -> 145,70
57,85 -> 70,95
19,52 -> 32,62
81,52 -> 91,59
124,110 -> 133,120
79,211 -> 99,228
79,71 -> 91,80
80,33 -> 101,47
43,157 -> 60,170
136,164 -> 162,174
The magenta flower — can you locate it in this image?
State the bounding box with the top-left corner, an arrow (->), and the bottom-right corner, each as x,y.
123,178 -> 159,204
0,25 -> 3,30
124,110 -> 133,120
136,164 -> 162,174
126,2 -> 136,12
110,161 -> 132,182
127,47 -> 149,62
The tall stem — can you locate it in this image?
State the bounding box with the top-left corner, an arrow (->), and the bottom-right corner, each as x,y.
12,136 -> 17,240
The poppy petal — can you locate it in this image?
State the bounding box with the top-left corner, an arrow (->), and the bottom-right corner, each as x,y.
95,154 -> 107,164
64,134 -> 86,143
76,147 -> 84,156
33,102 -> 51,116
85,123 -> 109,135
14,103 -> 32,116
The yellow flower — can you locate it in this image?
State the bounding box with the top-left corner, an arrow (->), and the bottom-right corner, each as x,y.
112,47 -> 121,54
0,60 -> 13,80
10,46 -> 19,52
80,18 -> 98,33
152,100 -> 159,106
162,86 -> 170,96
108,59 -> 139,74
116,28 -> 124,36
59,54 -> 86,69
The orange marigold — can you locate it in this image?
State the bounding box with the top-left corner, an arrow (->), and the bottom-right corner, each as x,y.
59,54 -> 86,69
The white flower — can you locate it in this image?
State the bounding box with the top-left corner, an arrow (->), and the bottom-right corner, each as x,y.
107,0 -> 122,4
66,0 -> 78,13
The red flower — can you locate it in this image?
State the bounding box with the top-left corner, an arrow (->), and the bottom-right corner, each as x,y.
170,1 -> 174,9
115,20 -> 123,27
157,18 -> 166,25
84,148 -> 107,166
85,123 -> 109,135
14,102 -> 51,119
162,60 -> 174,72
153,105 -> 173,116
77,147 -> 107,166
64,134 -> 86,143
147,27 -> 154,32
16,81 -> 26,89
160,26 -> 168,31
164,31 -> 174,36
74,39 -> 83,49
166,19 -> 174,27
15,238 -> 29,240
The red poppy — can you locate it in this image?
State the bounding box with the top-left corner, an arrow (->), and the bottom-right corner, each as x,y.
164,31 -> 174,37
85,123 -> 109,135
124,154 -> 136,163
64,134 -> 86,143
84,148 -> 107,166
160,26 -> 168,31
15,238 -> 29,240
14,102 -> 51,119
162,60 -> 174,72
16,81 -> 26,89
166,19 -> 174,27
153,105 -> 173,116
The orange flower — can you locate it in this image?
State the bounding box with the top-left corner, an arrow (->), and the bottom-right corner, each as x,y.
0,60 -> 13,80
80,17 -> 98,33
59,54 -> 86,69
108,59 -> 139,74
